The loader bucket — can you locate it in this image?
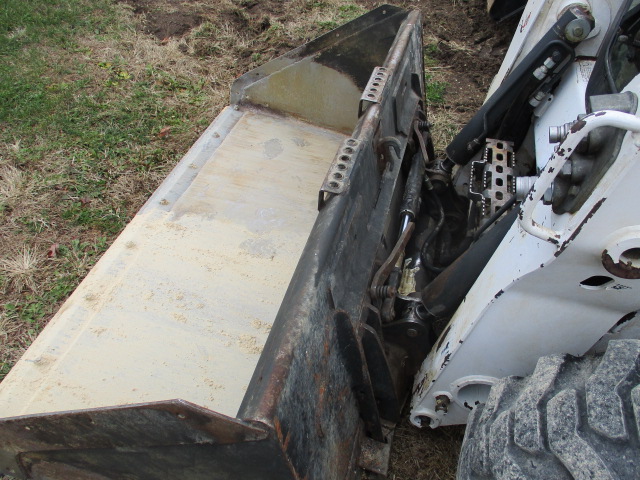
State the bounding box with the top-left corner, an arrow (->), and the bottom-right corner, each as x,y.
0,5 -> 424,479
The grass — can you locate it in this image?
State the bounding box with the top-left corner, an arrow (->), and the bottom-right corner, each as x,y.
315,4 -> 365,31
423,37 -> 449,107
422,39 -> 454,158
426,77 -> 448,105
0,0 -> 215,381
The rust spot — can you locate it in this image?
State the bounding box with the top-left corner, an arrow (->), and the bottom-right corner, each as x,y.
440,352 -> 451,369
557,148 -> 566,156
602,250 -> 640,279
548,167 -> 555,173
436,325 -> 451,350
494,289 -> 504,299
595,111 -> 607,117
570,119 -> 587,133
274,417 -> 284,445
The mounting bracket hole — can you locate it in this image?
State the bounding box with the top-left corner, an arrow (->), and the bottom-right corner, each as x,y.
579,275 -> 614,290
456,383 -> 492,410
620,248 -> 640,268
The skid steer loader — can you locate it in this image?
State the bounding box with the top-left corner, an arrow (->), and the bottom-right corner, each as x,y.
1,0 -> 640,478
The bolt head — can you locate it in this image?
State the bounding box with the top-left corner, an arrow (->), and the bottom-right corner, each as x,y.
406,328 -> 419,338
565,18 -> 590,42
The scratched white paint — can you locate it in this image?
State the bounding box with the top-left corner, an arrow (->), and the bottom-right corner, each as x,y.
412,2 -> 640,427
486,0 -> 621,99
412,120 -> 640,426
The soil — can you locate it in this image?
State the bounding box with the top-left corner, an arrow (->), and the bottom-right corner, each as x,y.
117,0 -> 517,131
117,0 -> 207,39
112,1 -> 517,479
398,0 -> 517,115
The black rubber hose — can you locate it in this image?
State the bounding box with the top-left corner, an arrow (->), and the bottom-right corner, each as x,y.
473,196 -> 518,241
421,209 -> 518,318
401,153 -> 426,223
419,190 -> 445,271
435,197 -> 517,268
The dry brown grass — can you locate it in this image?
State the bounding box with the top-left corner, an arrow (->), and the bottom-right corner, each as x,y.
387,420 -> 465,480
0,305 -> 35,388
428,108 -> 467,157
0,165 -> 26,212
0,246 -> 42,293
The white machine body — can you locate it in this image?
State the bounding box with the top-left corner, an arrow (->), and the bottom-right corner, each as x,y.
411,0 -> 640,427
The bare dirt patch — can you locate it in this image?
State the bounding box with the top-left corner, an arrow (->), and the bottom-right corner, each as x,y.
413,0 -> 516,110
117,0 -> 206,39
115,0 -> 517,146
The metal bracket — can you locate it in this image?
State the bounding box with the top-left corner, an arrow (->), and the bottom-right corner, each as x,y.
318,137 -> 362,209
357,421 -> 394,476
469,139 -> 515,220
359,67 -> 390,117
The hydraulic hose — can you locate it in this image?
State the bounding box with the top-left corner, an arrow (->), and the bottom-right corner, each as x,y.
419,189 -> 445,271
400,153 -> 426,232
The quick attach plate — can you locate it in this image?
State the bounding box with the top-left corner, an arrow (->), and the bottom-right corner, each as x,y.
469,138 -> 515,218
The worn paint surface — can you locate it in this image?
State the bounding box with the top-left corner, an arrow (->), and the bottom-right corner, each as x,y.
0,109 -> 345,419
411,121 -> 640,427
241,58 -> 362,134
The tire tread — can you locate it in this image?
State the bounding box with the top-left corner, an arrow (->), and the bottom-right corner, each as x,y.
457,340 -> 640,480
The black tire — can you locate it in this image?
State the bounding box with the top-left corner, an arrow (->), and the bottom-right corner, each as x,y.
457,339 -> 640,480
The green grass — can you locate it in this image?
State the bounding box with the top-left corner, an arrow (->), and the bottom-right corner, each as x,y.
424,43 -> 440,67
424,44 -> 448,106
0,0 -> 111,53
426,76 -> 448,105
314,2 -> 364,31
0,0 -> 211,381
337,4 -> 364,21
0,1 -> 208,233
